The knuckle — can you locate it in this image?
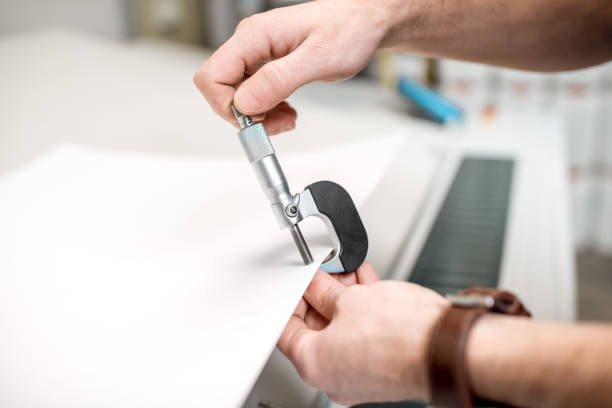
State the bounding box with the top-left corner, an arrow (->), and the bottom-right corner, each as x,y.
286,332 -> 303,361
286,327 -> 308,360
192,70 -> 204,89
192,66 -> 211,91
297,353 -> 321,387
327,393 -> 340,403
236,13 -> 262,33
261,62 -> 287,92
309,275 -> 327,309
313,291 -> 328,314
211,92 -> 229,112
314,286 -> 337,313
297,362 -> 316,385
235,16 -> 252,32
193,68 -> 231,115
285,334 -> 321,387
327,393 -> 351,406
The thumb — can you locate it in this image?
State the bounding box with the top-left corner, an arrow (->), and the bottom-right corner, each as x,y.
304,270 -> 346,320
234,46 -> 319,115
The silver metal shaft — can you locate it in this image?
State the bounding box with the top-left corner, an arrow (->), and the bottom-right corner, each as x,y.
232,105 -> 253,129
290,224 -> 314,265
232,104 -> 314,266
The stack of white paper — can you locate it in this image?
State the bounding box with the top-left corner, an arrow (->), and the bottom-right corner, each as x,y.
0,138 -> 401,407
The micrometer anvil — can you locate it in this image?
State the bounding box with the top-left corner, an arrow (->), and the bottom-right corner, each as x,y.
232,106 -> 368,273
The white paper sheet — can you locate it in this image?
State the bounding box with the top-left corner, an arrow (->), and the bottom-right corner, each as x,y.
0,137 -> 401,408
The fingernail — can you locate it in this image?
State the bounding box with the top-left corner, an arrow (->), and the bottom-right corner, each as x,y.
282,122 -> 296,132
235,87 -> 260,112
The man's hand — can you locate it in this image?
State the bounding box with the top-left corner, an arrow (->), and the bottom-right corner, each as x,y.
277,263 -> 449,406
194,0 -> 611,133
193,0 -> 389,135
280,265 -> 612,408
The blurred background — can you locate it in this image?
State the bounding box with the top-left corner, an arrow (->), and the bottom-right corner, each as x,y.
3,0 -> 610,318
1,1 -> 610,407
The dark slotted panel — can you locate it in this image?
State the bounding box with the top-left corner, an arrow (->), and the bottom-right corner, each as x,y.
408,157 -> 514,293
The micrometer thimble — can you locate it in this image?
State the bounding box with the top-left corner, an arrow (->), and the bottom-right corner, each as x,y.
232,106 -> 314,265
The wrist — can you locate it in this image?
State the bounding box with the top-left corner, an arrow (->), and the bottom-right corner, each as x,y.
428,289 -> 531,407
465,314 -> 499,401
422,297 -> 451,399
345,0 -> 399,45
377,0 -> 428,49
337,0 -> 418,49
398,294 -> 450,401
466,314 -> 530,406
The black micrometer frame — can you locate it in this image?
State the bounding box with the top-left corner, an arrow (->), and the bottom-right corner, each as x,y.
306,180 -> 368,273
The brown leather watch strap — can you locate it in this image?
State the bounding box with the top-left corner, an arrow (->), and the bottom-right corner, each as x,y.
428,287 -> 531,408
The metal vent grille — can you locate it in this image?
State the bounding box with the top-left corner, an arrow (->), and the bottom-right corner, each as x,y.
408,157 -> 514,294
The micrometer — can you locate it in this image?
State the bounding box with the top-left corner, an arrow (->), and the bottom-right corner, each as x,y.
232,106 -> 368,273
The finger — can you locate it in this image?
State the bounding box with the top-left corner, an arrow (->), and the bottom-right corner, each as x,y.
251,113 -> 266,122
334,271 -> 358,286
193,51 -> 242,123
261,101 -> 297,135
293,296 -> 308,320
330,272 -> 355,284
193,7 -> 307,122
355,261 -> 381,284
234,44 -> 322,115
304,306 -> 329,330
277,311 -> 318,371
304,270 -> 346,320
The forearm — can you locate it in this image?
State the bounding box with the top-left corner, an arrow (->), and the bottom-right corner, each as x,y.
379,0 -> 612,71
467,315 -> 612,407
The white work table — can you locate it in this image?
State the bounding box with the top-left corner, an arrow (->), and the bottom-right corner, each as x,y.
0,30 -> 574,408
0,29 -> 427,176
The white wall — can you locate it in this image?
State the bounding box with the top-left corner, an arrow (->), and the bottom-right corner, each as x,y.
0,0 -> 128,39
435,59 -> 612,255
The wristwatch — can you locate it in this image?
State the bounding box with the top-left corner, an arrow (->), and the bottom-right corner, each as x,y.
427,287 -> 531,408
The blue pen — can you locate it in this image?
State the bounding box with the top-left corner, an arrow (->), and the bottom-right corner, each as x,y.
397,76 -> 463,124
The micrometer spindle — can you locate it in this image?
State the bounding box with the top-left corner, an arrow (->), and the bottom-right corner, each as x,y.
232,105 -> 314,265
